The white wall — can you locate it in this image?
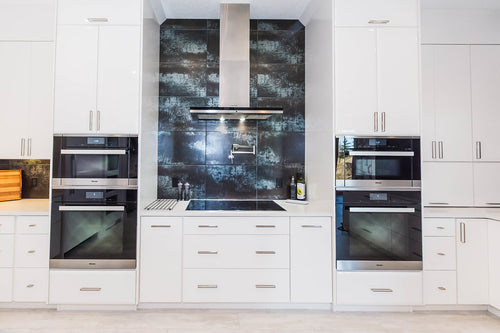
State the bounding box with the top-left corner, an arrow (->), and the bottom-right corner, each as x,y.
301,0 -> 335,202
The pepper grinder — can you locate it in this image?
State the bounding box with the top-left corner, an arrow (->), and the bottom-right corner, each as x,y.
177,181 -> 183,201
184,182 -> 190,201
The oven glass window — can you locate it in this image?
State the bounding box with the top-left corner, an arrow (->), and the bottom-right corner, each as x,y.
60,154 -> 129,179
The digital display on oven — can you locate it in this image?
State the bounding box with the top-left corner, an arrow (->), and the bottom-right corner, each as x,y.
369,193 -> 388,201
85,191 -> 104,200
87,137 -> 105,145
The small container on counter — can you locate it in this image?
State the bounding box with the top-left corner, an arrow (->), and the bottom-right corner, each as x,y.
184,182 -> 190,201
296,173 -> 306,201
290,176 -> 297,200
177,181 -> 183,201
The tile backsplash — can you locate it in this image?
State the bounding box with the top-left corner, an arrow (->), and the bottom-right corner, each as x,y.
0,159 -> 50,199
158,19 -> 305,200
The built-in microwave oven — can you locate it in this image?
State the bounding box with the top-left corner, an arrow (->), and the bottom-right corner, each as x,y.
335,136 -> 421,189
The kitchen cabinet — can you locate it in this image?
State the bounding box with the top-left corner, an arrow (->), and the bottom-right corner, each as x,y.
488,220 -> 500,310
139,217 -> 182,303
456,219 -> 489,305
335,27 -> 419,136
290,217 -> 332,303
53,25 -> 140,134
421,45 -> 473,162
334,0 -> 418,27
0,42 -> 54,159
422,163 -> 474,206
0,0 -> 55,41
57,0 -> 141,26
473,163 -> 500,207
471,45 -> 500,162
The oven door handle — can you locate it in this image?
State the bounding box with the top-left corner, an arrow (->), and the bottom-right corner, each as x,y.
58,206 -> 125,212
349,207 -> 416,213
348,151 -> 414,157
60,149 -> 128,155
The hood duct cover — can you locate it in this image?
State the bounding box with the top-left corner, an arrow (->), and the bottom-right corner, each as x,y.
190,3 -> 283,120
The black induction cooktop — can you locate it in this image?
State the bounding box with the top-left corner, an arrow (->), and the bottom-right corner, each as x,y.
186,200 -> 285,211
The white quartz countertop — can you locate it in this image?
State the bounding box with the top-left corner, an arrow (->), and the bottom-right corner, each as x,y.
424,207 -> 500,222
141,200 -> 334,217
0,199 -> 50,215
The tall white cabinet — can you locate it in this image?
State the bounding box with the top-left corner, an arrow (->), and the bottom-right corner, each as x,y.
334,0 -> 420,136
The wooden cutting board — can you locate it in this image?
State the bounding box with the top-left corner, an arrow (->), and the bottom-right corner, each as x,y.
0,170 -> 22,201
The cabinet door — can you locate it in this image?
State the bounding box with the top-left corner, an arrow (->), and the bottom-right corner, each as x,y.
96,26 -> 140,134
422,163 -> 474,206
471,46 -> 500,161
377,28 -> 420,136
53,25 -> 98,134
421,45 -> 437,162
139,217 -> 182,303
334,0 -> 418,27
456,219 -> 489,304
0,43 -> 30,158
57,0 -> 141,26
0,268 -> 13,302
27,42 -> 54,159
290,217 -> 332,303
488,220 -> 500,310
473,163 -> 500,207
335,28 -> 377,135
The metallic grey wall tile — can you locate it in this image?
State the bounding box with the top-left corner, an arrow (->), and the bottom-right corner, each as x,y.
0,159 -> 50,199
158,165 -> 206,199
205,165 -> 257,199
158,131 -> 206,165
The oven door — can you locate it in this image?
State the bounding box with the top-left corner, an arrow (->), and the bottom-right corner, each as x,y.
336,191 -> 422,270
50,189 -> 137,269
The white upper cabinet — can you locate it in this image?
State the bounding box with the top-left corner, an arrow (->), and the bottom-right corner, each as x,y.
0,0 -> 56,41
422,163 -> 474,207
471,45 -> 500,162
473,163 -> 500,207
334,0 -> 418,27
57,0 -> 141,26
421,45 -> 473,162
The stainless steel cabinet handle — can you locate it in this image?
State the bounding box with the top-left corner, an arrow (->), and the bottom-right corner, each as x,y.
460,222 -> 466,243
97,110 -> 101,131
197,285 -> 218,289
89,111 -> 93,131
381,112 -> 386,132
476,141 -> 482,159
486,203 -> 500,206
438,141 -> 444,159
80,287 -> 101,292
20,138 -> 25,156
26,284 -> 35,288
255,251 -> 276,255
86,18 -> 109,23
151,225 -> 171,228
438,287 -> 446,291
437,252 -> 446,256
60,149 -> 127,155
371,288 -> 393,293
28,224 -> 37,228
256,225 -> 276,228
368,19 -> 390,24
436,226 -> 445,230
27,138 -> 32,156
374,112 -> 379,132
59,206 -> 125,212
256,285 -> 276,289
349,207 -> 415,213
432,141 -> 436,159
301,225 -> 323,228
198,225 -> 218,228
198,251 -> 218,254
27,250 -> 36,254
429,202 -> 449,205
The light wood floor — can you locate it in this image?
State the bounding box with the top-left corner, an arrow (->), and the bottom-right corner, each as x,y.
1,309 -> 500,332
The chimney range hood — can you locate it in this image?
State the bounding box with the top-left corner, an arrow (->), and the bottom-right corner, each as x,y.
190,4 -> 283,121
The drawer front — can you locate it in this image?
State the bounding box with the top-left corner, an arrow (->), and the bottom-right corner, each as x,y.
183,269 -> 289,303
423,237 -> 456,270
0,235 -> 14,267
184,217 -> 289,235
13,268 -> 49,302
184,235 -> 289,269
423,271 -> 457,305
49,270 -> 136,305
14,235 -> 49,267
16,216 -> 49,234
334,0 -> 418,27
57,0 -> 141,25
337,271 -> 422,305
0,216 -> 15,234
0,268 -> 13,302
423,218 -> 456,237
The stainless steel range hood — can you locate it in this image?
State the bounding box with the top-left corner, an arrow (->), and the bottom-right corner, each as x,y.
190,4 -> 283,120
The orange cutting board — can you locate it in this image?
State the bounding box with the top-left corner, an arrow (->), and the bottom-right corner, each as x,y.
0,170 -> 22,201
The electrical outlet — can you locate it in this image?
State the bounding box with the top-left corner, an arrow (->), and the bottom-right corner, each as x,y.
31,177 -> 38,187
172,177 -> 179,188
276,178 -> 283,189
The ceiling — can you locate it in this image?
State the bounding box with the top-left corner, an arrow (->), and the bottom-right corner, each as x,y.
159,0 -> 312,19
421,0 -> 500,9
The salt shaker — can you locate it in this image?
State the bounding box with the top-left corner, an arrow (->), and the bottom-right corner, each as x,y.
184,182 -> 190,201
177,181 -> 183,201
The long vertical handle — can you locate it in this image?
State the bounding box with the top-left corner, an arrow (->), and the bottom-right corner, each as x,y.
20,138 -> 25,156
459,222 -> 466,243
374,112 -> 379,132
97,111 -> 101,132
432,141 -> 436,159
476,141 -> 482,159
381,112 -> 386,132
27,138 -> 32,156
89,110 -> 93,131
439,141 -> 444,159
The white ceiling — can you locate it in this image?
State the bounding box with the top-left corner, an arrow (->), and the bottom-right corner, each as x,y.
421,0 -> 500,9
159,0 -> 312,19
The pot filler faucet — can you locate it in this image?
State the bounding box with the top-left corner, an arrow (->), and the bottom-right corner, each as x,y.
228,144 -> 255,164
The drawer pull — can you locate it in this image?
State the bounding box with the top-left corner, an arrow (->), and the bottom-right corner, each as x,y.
438,286 -> 447,291
368,19 -> 390,24
197,285 -> 218,289
151,225 -> 171,228
26,284 -> 35,288
86,18 -> 109,23
27,250 -> 36,254
301,225 -> 322,228
255,251 -> 276,255
28,224 -> 37,227
256,225 -> 276,228
371,288 -> 393,293
256,285 -> 276,289
198,225 -> 218,228
436,226 -> 445,230
437,252 -> 446,256
198,251 -> 218,255
80,287 -> 101,292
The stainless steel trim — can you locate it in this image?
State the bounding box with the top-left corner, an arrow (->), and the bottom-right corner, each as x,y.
368,19 -> 390,24
336,260 -> 423,271
301,225 -> 323,228
52,184 -> 138,190
50,259 -> 136,269
198,251 -> 218,254
374,112 -> 378,132
27,138 -> 32,156
256,225 -> 276,228
336,179 -> 345,187
27,250 -> 36,254
58,206 -> 125,212
485,203 -> 500,206
59,149 -> 127,155
437,226 -> 445,230
26,284 -> 34,288
432,141 -> 436,159
348,151 -> 414,157
371,288 -> 393,293
460,222 -> 465,243
198,285 -> 218,289
20,138 -> 25,156
438,141 -> 444,159
97,110 -> 101,131
438,287 -> 447,291
80,287 -> 102,292
89,110 -> 93,131
349,207 -> 416,213
413,180 -> 422,188
476,141 -> 482,159
337,186 -> 421,192
86,18 -> 108,23
428,202 -> 449,205
437,252 -> 446,256
198,225 -> 218,228
151,225 -> 171,228
381,112 -> 386,132
255,251 -> 276,254
344,179 -> 414,188
256,285 -> 276,289
54,178 -> 134,187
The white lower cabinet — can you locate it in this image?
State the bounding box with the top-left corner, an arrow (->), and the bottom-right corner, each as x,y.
14,235 -> 49,268
139,217 -> 182,303
13,268 -> 48,302
290,217 -> 332,303
183,269 -> 289,303
49,270 -> 136,305
0,268 -> 13,302
423,271 -> 457,305
337,271 -> 422,305
0,235 -> 14,267
488,220 -> 500,309
423,237 -> 456,271
422,163 -> 474,206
